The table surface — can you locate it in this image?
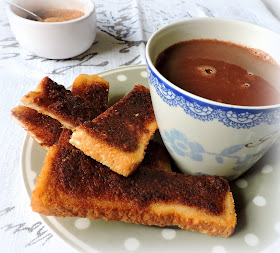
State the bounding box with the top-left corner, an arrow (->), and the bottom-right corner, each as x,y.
0,0 -> 280,252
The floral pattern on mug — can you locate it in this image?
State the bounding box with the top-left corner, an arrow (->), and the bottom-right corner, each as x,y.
162,129 -> 274,171
162,129 -> 205,161
147,66 -> 280,129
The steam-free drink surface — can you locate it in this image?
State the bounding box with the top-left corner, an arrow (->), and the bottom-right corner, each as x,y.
155,39 -> 280,106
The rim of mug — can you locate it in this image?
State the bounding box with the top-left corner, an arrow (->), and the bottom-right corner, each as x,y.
146,17 -> 280,111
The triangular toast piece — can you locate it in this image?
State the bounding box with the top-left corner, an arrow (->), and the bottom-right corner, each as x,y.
32,129 -> 236,237
70,84 -> 158,176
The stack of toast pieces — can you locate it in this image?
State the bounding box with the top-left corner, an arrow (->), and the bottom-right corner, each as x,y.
11,75 -> 237,238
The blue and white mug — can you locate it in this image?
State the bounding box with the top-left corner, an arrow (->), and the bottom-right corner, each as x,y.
146,18 -> 280,180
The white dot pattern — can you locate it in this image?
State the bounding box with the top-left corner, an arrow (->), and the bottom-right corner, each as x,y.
161,228 -> 176,240
140,71 -> 148,78
31,171 -> 37,181
124,238 -> 140,251
212,245 -> 227,253
261,165 -> 273,174
75,218 -> 91,229
274,222 -> 280,233
253,196 -> 266,206
117,74 -> 128,81
244,233 -> 259,246
235,179 -> 248,189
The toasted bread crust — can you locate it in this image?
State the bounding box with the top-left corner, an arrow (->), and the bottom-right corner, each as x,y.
72,74 -> 109,115
142,140 -> 172,172
11,106 -> 63,149
21,77 -> 106,129
31,129 -> 236,237
12,75 -> 109,148
70,84 -> 158,176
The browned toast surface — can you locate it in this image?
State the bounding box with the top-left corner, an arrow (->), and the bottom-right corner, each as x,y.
70,84 -> 158,176
31,129 -> 236,237
72,74 -> 109,115
21,77 -> 105,129
141,140 -> 171,172
11,106 -> 63,149
12,75 -> 109,148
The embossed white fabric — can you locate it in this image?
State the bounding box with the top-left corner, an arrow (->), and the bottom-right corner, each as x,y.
0,0 -> 279,252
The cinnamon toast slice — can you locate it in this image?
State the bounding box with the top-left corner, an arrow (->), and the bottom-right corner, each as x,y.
70,84 -> 158,176
71,74 -> 109,115
12,75 -> 109,149
142,140 -> 171,172
31,129 -> 236,237
21,76 -> 109,130
11,106 -> 63,149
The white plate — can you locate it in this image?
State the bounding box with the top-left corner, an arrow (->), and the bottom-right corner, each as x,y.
22,65 -> 280,253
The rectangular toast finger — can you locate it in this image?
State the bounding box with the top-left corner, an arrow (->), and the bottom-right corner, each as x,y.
70,84 -> 158,176
31,129 -> 237,237
11,106 -> 63,149
142,140 -> 172,172
12,75 -> 109,149
21,76 -> 109,130
71,74 -> 109,115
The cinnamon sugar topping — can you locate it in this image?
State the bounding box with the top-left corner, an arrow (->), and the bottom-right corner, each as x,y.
54,129 -> 229,214
36,8 -> 84,22
82,85 -> 156,152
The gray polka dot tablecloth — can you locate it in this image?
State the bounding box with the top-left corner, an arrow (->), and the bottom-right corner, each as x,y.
0,1 -> 279,253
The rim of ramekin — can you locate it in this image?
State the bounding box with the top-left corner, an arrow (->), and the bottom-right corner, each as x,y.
6,0 -> 95,26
